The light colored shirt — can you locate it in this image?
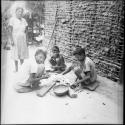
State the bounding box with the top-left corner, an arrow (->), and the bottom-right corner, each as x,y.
16,59 -> 45,83
9,17 -> 28,34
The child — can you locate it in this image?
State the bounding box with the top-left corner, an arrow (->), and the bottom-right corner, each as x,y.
35,28 -> 45,44
49,46 -> 66,73
14,49 -> 49,93
62,47 -> 99,91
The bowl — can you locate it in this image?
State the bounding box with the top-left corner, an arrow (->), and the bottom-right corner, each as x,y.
53,84 -> 69,96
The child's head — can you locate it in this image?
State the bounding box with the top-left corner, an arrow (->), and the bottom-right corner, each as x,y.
73,47 -> 86,61
52,46 -> 60,57
35,49 -> 47,64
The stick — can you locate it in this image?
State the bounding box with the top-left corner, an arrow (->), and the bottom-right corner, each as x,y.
37,83 -> 56,97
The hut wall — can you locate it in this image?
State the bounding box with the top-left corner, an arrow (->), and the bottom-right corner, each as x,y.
44,0 -> 124,82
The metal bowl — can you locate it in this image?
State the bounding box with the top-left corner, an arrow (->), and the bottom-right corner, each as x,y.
53,84 -> 69,96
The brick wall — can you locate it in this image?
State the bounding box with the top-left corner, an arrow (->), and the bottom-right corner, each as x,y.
2,0 -> 124,81
40,0 -> 124,82
43,0 -> 57,48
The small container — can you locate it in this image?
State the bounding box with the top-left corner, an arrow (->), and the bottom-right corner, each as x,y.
53,84 -> 69,96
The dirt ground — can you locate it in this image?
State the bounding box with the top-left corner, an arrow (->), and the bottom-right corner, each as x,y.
1,46 -> 123,124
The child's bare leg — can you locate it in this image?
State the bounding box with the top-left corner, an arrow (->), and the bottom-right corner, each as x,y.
14,60 -> 18,72
81,80 -> 99,91
14,82 -> 33,93
80,79 -> 93,87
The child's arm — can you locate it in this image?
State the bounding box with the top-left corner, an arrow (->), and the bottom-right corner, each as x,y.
62,61 -> 76,75
62,66 -> 73,75
27,73 -> 49,84
51,65 -> 65,69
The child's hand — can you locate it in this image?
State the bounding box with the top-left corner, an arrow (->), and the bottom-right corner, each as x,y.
43,74 -> 50,79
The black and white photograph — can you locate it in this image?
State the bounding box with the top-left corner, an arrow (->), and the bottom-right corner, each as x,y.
1,0 -> 124,124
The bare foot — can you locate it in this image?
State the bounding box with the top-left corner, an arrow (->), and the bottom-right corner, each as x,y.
69,94 -> 77,98
16,87 -> 33,93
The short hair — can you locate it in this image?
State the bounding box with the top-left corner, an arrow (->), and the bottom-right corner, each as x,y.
35,49 -> 47,59
52,46 -> 60,52
73,47 -> 85,56
75,45 -> 82,49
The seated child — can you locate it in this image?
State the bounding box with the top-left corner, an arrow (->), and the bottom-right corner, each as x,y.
14,49 -> 49,93
62,47 -> 99,91
49,46 -> 66,73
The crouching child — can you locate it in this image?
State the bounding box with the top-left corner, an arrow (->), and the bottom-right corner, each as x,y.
14,49 -> 50,93
62,47 -> 99,91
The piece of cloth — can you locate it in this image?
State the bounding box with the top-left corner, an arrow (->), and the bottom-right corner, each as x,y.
9,16 -> 29,60
71,57 -> 97,83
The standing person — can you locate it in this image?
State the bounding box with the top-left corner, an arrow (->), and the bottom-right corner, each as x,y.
62,47 -> 99,91
8,7 -> 29,72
